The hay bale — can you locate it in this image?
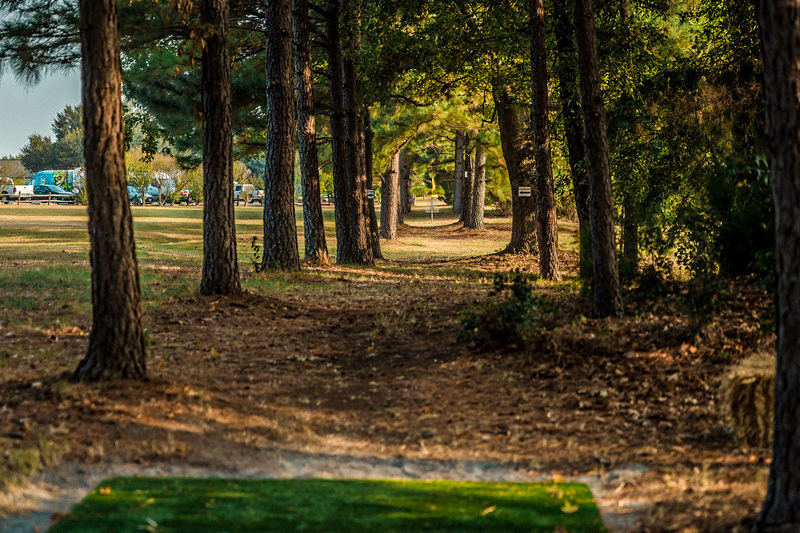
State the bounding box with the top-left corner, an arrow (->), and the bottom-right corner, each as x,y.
721,352 -> 775,448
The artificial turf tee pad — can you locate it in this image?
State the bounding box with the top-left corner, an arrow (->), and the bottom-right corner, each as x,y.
50,477 -> 606,532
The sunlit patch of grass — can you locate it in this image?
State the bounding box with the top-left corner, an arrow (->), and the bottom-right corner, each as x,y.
0,205 -> 580,320
50,477 -> 605,532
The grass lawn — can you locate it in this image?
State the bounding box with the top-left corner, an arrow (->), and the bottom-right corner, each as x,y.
50,477 -> 605,532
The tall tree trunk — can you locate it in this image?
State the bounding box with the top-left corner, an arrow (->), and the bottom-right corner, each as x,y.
363,109 -> 382,258
400,149 -> 413,215
553,0 -> 591,278
73,0 -> 146,381
621,192 -> 639,280
341,0 -> 373,264
461,145 -> 474,226
452,131 -> 465,214
531,0 -> 560,281
380,150 -> 400,239
495,86 -> 536,254
754,2 -> 800,530
469,141 -> 486,230
293,0 -> 329,265
398,150 -> 407,224
325,0 -> 352,263
262,0 -> 299,271
200,0 -> 241,295
574,0 -> 622,317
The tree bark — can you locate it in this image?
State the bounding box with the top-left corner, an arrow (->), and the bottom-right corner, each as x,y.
574,0 -> 622,317
553,0 -> 591,277
461,144 -> 474,227
73,0 -> 146,381
495,86 -> 536,254
754,2 -> 800,530
452,131 -> 465,214
469,141 -> 486,230
325,0 -> 352,263
380,150 -> 400,239
397,149 -> 410,224
363,109 -> 382,258
341,0 -> 373,265
200,0 -> 241,295
400,148 -> 413,216
262,0 -> 299,271
293,0 -> 330,265
531,0 -> 560,281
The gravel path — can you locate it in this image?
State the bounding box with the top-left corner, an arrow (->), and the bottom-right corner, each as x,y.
1,450 -> 649,532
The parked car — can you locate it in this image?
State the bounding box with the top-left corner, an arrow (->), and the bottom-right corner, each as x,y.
1,182 -> 33,202
31,184 -> 75,204
128,186 -> 143,205
234,184 -> 265,206
178,189 -> 198,205
234,183 -> 254,205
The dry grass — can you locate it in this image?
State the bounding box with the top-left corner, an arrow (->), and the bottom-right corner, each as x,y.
721,352 -> 775,448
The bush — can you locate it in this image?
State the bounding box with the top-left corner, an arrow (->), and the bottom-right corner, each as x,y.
74,186 -> 88,206
461,270 -> 549,348
709,156 -> 772,277
675,156 -> 773,279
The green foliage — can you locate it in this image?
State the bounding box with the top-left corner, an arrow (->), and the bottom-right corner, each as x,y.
461,270 -> 549,348
668,157 -> 772,279
18,134 -> 56,173
74,186 -> 88,206
709,157 -> 772,277
18,104 -> 84,172
51,477 -> 604,532
173,166 -> 203,204
250,236 -> 264,273
52,104 -> 82,141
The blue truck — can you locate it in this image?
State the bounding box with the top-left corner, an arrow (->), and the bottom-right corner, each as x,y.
26,169 -> 85,193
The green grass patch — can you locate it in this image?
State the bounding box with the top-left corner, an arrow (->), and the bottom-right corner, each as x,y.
50,477 -> 604,532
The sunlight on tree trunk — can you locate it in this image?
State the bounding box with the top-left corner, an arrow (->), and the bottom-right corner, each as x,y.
200,0 -> 241,294
293,0 -> 330,265
453,130 -> 465,215
380,150 -> 400,240
469,141 -> 486,230
754,1 -> 800,530
553,0 -> 591,278
530,0 -> 560,280
262,0 -> 300,271
495,85 -> 536,254
73,0 -> 146,381
574,0 -> 622,318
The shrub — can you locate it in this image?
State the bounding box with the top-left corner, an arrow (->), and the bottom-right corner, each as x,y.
461,270 -> 549,348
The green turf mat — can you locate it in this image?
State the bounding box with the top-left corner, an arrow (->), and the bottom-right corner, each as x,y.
49,477 -> 605,532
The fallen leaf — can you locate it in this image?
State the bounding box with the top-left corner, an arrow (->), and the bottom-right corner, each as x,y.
480,505 -> 497,516
561,500 -> 579,514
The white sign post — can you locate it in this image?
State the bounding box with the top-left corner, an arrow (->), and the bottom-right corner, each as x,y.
367,189 -> 375,200
518,186 -> 532,197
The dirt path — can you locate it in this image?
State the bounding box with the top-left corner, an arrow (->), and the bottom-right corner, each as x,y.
0,228 -> 771,531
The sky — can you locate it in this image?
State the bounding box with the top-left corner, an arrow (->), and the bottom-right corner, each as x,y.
0,69 -> 81,157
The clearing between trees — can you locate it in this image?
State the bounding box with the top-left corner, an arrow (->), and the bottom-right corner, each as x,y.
1,205 -> 770,531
